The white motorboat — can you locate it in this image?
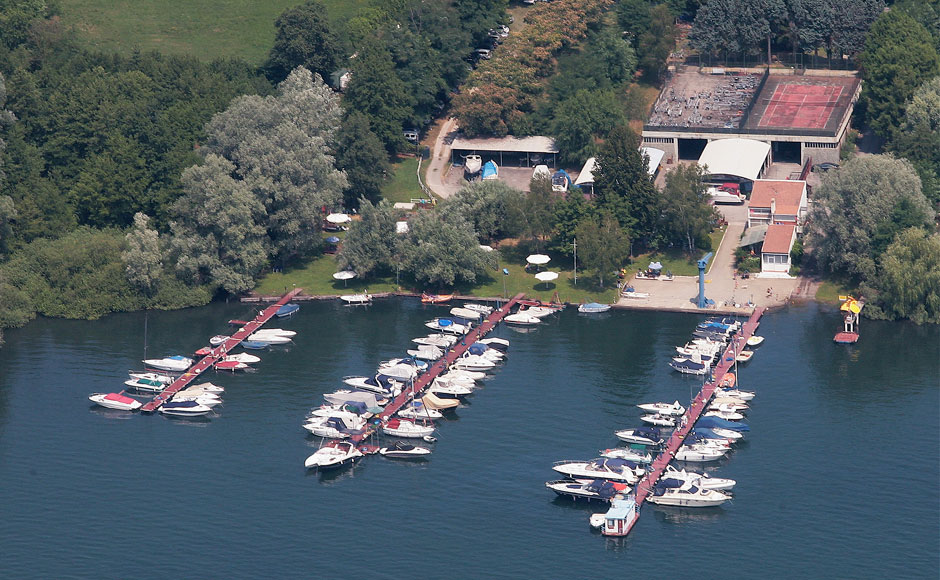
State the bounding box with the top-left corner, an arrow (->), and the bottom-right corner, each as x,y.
323,390 -> 383,408
304,440 -> 363,470
578,302 -> 611,313
245,333 -> 291,345
462,303 -> 493,315
477,337 -> 509,352
615,427 -> 663,446
340,293 -> 372,304
545,479 -> 631,501
186,382 -> 224,394
158,400 -> 212,417
397,402 -> 443,420
519,306 -> 556,318
641,413 -> 676,427
89,392 -> 141,411
432,374 -> 477,390
209,335 -> 229,346
124,377 -> 169,393
425,319 -> 470,334
377,362 -> 422,382
746,335 -> 765,347
736,350 -> 754,362
342,376 -> 401,397
223,353 -> 261,364
449,307 -> 482,320
552,458 -> 646,484
599,447 -> 653,464
171,393 -> 222,407
451,354 -> 496,372
304,414 -> 366,438
382,418 -> 435,438
504,312 -> 540,325
443,369 -> 486,382
715,388 -> 755,401
379,441 -> 432,459
674,443 -> 728,462
406,345 -> 444,361
663,465 -> 736,491
709,400 -> 749,412
214,360 -> 249,371
637,401 -> 686,416
704,409 -> 745,421
429,380 -> 474,399
308,403 -> 369,420
413,334 -> 458,348
128,371 -> 174,384
142,355 -> 193,372
647,478 -> 732,507
698,426 -> 744,441
250,328 -> 297,338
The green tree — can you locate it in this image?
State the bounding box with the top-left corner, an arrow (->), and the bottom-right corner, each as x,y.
402,211 -> 488,288
806,155 -> 935,281
508,176 -> 556,248
638,4 -> 677,80
264,1 -> 340,84
551,89 -> 624,166
440,180 -> 523,242
593,126 -> 658,247
660,163 -> 716,255
575,212 -> 631,287
876,228 -> 940,324
891,76 -> 940,206
860,10 -> 940,140
0,195 -> 15,256
122,212 -> 163,297
335,111 -> 389,209
170,155 -> 270,294
68,136 -> 151,228
617,0 -> 653,49
344,40 -> 414,154
337,199 -> 400,278
550,190 -> 597,256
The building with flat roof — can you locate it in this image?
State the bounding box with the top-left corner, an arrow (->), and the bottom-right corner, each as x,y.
642,69 -> 861,167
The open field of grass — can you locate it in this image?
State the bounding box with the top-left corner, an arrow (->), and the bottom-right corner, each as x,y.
381,157 -> 428,204
815,280 -> 854,305
634,227 -> 727,277
58,0 -> 367,64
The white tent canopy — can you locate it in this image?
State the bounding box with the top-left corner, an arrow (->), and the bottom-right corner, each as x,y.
535,271 -> 559,282
640,147 -> 665,176
697,139 -> 771,181
526,254 -> 550,265
326,213 -> 351,224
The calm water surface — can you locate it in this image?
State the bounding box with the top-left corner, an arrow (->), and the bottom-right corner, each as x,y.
0,299 -> 937,579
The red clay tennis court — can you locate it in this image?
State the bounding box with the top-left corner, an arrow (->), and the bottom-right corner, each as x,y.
757,83 -> 843,130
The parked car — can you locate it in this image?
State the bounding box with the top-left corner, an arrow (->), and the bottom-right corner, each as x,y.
474,48 -> 492,60
813,162 -> 840,172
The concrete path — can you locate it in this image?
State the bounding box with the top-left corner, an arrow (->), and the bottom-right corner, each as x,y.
424,117 -> 461,199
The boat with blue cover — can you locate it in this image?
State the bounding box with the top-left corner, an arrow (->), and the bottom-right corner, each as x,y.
578,302 -> 611,313
240,340 -> 268,350
275,303 -> 300,318
695,415 -> 750,432
669,359 -> 710,375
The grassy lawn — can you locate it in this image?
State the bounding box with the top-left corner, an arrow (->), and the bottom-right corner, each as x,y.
815,280 -> 855,305
382,156 -> 429,204
58,0 -> 368,64
634,227 -> 727,276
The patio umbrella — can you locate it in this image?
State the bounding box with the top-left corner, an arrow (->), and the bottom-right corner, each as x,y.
333,270 -> 356,286
326,236 -> 341,244
326,213 -> 351,224
534,271 -> 559,282
526,254 -> 550,265
648,261 -> 663,271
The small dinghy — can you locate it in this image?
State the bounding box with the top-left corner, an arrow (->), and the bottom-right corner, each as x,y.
746,335 -> 765,347
209,335 -> 230,346
578,302 -> 611,313
421,293 -> 454,304
379,441 -> 432,459
89,392 -> 141,411
340,294 -> 372,305
736,350 -> 754,362
641,413 -> 676,427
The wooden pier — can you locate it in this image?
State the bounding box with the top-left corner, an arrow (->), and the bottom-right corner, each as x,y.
350,292 -> 526,443
622,307 -> 765,534
140,288 -> 303,413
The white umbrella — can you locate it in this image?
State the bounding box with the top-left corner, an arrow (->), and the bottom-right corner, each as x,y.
326,213 -> 351,225
535,271 -> 559,282
648,261 -> 663,270
333,270 -> 356,286
526,254 -> 550,265
479,245 -> 494,252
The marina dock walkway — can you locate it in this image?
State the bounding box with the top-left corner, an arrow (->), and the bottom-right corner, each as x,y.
140,288 -> 303,413
628,307 -> 765,527
350,292 -> 526,443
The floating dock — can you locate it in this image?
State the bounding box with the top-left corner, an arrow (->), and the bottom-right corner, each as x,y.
140,288 -> 303,413
614,306 -> 765,536
350,293 -> 526,444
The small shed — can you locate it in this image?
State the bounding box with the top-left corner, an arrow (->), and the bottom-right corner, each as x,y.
760,224 -> 796,275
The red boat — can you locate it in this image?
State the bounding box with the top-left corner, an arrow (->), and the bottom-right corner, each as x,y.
215,360 -> 248,371
421,293 -> 454,304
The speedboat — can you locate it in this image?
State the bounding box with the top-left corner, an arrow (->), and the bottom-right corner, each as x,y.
340,293 -> 372,304
477,337 -> 509,352
704,409 -> 745,421
128,372 -> 173,384
615,427 -> 663,446
142,355 -> 193,372
245,333 -> 291,345
342,375 -> 402,398
451,354 -> 496,372
746,335 -> 765,347
376,362 -> 420,382
250,328 -> 297,338
552,458 -> 646,484
209,335 -> 229,346
637,401 -> 686,416
519,306 -> 556,318
695,415 -> 750,432
406,345 -> 444,361
379,357 -> 428,374
215,360 -> 249,371
171,392 -> 222,407
694,426 -> 744,441
124,377 -> 169,393
429,380 -> 474,399
223,353 -> 261,364
504,312 -> 540,325
663,465 -> 736,491
641,413 -> 676,427
674,443 -> 728,462
413,334 -> 458,348
186,382 -> 224,394
545,478 -> 630,501
304,440 -> 363,470
462,303 -> 493,315
647,478 -> 732,507
308,400 -> 373,420
450,307 -> 482,320
443,369 -> 486,382
578,302 -> 611,313
379,441 -> 432,459
466,342 -> 504,361
323,390 -> 383,408
425,319 -> 470,334
303,414 -> 366,438
382,418 -> 435,438
716,387 -> 755,401
669,359 -> 709,375
709,399 -> 749,412
240,340 -> 268,350
432,374 -> 477,390
397,401 -> 443,420
275,303 -> 300,318
158,400 -> 212,417
89,392 -> 141,411
599,447 -> 653,464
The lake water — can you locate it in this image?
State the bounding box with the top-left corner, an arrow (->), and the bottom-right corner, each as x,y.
0,299 -> 937,578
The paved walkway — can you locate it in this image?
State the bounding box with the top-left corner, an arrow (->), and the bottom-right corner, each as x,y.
424,117 -> 461,199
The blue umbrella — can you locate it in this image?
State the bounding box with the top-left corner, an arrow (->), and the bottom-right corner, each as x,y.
326,236 -> 341,244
